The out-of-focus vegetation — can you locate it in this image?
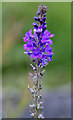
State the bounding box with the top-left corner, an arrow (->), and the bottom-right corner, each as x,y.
2,2 -> 71,118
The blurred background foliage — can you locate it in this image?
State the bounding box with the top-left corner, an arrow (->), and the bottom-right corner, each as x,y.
2,2 -> 71,118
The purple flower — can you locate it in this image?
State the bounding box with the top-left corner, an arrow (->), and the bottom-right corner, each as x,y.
23,29 -> 32,42
23,4 -> 54,67
30,48 -> 43,59
41,30 -> 54,43
23,41 -> 33,51
24,4 -> 55,119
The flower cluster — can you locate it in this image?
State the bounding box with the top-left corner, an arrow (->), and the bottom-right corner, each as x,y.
23,4 -> 54,119
23,4 -> 54,67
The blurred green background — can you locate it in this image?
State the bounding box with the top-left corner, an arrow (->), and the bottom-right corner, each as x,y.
2,2 -> 71,118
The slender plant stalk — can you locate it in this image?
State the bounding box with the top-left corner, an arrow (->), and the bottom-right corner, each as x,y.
36,58 -> 39,118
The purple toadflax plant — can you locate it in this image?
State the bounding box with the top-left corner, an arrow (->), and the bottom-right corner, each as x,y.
23,4 -> 54,119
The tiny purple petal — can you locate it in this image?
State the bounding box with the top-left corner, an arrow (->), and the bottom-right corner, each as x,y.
47,39 -> 53,45
25,29 -> 32,38
48,57 -> 52,62
29,29 -> 32,34
43,17 -> 46,21
23,37 -> 28,42
44,30 -> 51,36
44,25 -> 47,28
49,34 -> 54,38
36,28 -> 42,34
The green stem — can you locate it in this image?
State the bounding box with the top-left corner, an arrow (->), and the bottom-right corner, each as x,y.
34,58 -> 39,119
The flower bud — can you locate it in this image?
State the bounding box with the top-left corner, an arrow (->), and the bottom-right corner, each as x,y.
30,104 -> 35,109
43,17 -> 46,21
40,19 -> 43,24
37,103 -> 40,109
36,10 -> 40,16
31,113 -> 35,117
39,84 -> 42,89
34,16 -> 40,21
44,25 -> 47,29
38,95 -> 42,100
33,22 -> 38,28
28,86 -> 35,94
31,89 -> 35,94
40,72 -> 43,76
35,94 -> 38,98
44,13 -> 46,17
30,64 -> 36,70
38,114 -> 44,118
40,101 -> 43,105
36,28 -> 42,34
42,69 -> 45,74
40,106 -> 44,110
37,103 -> 43,110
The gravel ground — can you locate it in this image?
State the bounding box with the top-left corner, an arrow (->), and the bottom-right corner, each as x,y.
21,84 -> 71,118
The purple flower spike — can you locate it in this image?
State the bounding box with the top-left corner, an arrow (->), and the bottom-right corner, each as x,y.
23,9 -> 54,65
23,4 -> 54,119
